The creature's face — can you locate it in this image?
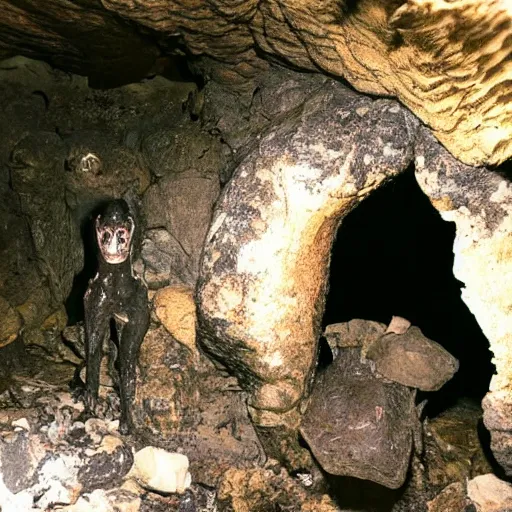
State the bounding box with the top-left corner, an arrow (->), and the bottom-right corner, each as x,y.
96,207 -> 134,265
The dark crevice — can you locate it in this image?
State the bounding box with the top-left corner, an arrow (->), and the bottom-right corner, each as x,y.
324,165 -> 495,415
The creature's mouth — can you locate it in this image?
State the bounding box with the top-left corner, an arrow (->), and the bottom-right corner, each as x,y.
102,252 -> 129,264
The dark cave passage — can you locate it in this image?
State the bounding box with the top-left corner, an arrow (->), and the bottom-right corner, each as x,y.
323,166 -> 495,415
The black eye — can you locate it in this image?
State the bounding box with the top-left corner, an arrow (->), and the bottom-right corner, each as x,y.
117,229 -> 128,245
102,232 -> 111,244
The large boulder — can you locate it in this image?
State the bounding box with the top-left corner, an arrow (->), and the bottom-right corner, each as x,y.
197,80 -> 419,465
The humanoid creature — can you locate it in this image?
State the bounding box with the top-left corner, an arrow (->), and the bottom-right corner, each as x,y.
84,199 -> 149,433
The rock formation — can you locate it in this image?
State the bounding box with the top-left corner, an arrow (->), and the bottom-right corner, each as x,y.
0,0 -> 510,166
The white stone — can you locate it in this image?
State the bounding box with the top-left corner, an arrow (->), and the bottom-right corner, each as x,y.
11,418 -> 30,431
60,489 -> 113,512
0,477 -> 33,512
128,447 -> 191,494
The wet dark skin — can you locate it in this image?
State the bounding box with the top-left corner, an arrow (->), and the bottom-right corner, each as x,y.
84,199 -> 149,434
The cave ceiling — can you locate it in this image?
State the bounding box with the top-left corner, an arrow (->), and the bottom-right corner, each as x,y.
0,0 -> 510,168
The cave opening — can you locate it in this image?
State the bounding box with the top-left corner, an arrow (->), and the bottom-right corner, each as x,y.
317,165 -> 499,508
323,165 -> 495,415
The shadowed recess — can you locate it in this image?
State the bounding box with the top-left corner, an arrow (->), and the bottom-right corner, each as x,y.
324,166 -> 495,415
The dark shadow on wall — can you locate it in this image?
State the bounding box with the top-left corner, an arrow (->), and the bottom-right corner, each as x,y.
323,165 -> 495,415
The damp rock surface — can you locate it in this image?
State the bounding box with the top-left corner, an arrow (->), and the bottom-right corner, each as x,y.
300,348 -> 419,489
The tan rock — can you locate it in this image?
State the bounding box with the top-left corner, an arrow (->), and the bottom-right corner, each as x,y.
153,285 -> 198,357
42,307 -> 68,331
468,474 -> 512,512
15,286 -> 53,329
198,83 -> 419,439
385,316 -> 411,335
324,319 -> 386,353
415,127 -> 512,472
218,467 -> 338,512
366,326 -> 459,391
103,0 -> 510,167
427,482 -> 469,512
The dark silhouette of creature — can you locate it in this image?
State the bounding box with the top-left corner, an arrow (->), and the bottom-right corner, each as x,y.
84,199 -> 149,433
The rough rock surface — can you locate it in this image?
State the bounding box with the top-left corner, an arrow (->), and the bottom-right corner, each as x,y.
426,482 -> 471,512
0,57 -> 225,345
366,325 -> 459,391
198,80 -> 419,460
422,400 -> 493,494
467,474 -> 512,512
2,1 -> 510,165
323,319 -> 386,362
143,167 -> 220,284
324,318 -> 459,391
0,0 -> 160,88
300,348 -> 419,489
414,127 -> 512,474
134,325 -> 264,485
9,130 -> 83,304
129,447 -> 191,494
217,467 -> 338,512
153,285 -> 199,359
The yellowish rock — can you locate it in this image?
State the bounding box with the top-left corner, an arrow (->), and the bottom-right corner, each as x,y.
0,296 -> 21,347
153,285 -> 198,357
42,307 -> 68,331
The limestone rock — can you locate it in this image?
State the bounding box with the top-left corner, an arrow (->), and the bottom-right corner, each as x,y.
153,285 -> 198,358
218,467 -> 338,512
323,319 -> 386,354
2,1 -> 510,165
9,130 -> 84,308
129,447 -> 191,494
78,435 -> 133,491
0,2 -> 160,88
60,488 -> 141,512
468,474 -> 512,512
366,326 -> 459,391
134,325 -> 262,485
300,348 -> 418,489
415,127 -> 512,473
423,400 -> 493,488
135,326 -> 200,435
0,207 -> 44,315
64,130 -> 151,213
140,121 -> 226,180
198,81 -> 419,450
386,315 -> 411,335
200,68 -> 328,160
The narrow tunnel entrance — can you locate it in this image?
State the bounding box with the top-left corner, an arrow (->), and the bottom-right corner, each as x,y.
323,165 -> 495,413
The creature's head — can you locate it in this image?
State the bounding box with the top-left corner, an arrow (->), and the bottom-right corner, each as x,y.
95,200 -> 134,264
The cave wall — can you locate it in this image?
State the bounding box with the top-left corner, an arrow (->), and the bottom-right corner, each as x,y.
0,0 -> 511,166
0,51 -> 511,487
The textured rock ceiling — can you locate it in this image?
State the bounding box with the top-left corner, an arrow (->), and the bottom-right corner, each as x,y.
0,0 -> 511,167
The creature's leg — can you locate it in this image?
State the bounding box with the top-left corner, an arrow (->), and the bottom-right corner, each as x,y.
118,301 -> 149,434
84,287 -> 109,414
